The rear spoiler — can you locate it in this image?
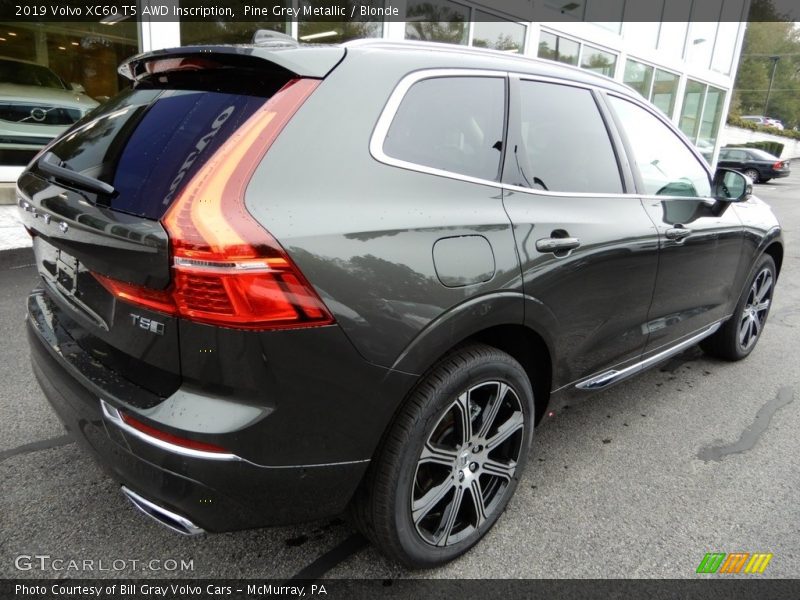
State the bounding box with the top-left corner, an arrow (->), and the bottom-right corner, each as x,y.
119,45 -> 346,81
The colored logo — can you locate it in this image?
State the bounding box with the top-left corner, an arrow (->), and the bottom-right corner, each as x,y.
696,552 -> 773,574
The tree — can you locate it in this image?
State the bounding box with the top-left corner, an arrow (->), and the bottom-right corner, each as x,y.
733,17 -> 800,127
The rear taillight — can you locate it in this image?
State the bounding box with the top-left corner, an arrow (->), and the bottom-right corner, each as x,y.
96,78 -> 334,330
93,273 -> 176,316
772,161 -> 784,169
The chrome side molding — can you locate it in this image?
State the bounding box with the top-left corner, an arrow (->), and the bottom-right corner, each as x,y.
101,399 -> 239,462
121,487 -> 205,536
575,321 -> 723,391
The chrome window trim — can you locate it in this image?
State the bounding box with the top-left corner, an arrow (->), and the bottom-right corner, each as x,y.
370,68 -> 718,203
369,68 -> 511,188
604,90 -> 715,183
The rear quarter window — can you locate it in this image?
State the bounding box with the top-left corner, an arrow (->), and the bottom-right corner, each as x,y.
381,76 -> 506,182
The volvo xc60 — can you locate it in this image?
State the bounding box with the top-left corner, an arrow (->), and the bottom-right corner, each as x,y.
18,40 -> 783,568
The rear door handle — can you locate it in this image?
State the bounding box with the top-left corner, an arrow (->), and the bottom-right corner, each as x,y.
535,237 -> 581,253
665,227 -> 692,240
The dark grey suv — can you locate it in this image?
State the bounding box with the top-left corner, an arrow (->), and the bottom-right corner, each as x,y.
18,40 -> 783,568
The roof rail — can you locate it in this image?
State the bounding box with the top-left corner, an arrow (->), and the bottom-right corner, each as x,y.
342,38 -> 535,61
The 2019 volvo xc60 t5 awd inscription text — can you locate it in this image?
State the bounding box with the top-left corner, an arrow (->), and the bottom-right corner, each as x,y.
18,39 -> 782,568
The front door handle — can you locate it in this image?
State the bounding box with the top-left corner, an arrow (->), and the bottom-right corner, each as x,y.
665,227 -> 692,240
535,237 -> 581,253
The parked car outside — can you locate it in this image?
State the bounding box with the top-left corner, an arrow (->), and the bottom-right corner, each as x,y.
741,115 -> 769,126
18,40 -> 783,568
0,56 -> 98,152
740,115 -> 784,130
718,146 -> 791,183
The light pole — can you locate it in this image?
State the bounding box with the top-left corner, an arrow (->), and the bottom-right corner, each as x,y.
763,55 -> 780,116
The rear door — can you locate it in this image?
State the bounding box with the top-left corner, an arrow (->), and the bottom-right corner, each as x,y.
604,94 -> 744,351
501,77 -> 659,389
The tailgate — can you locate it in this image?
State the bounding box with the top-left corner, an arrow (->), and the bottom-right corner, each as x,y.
17,46 -> 337,400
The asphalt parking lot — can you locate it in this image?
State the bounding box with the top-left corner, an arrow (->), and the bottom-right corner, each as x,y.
1,174 -> 799,581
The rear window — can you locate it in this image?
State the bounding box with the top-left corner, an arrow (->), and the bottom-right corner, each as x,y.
42,82 -> 280,219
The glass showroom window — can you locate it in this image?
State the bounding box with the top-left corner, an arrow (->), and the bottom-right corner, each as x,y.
679,79 -> 706,144
472,11 -> 526,53
538,31 -> 579,66
0,20 -> 138,168
180,0 -> 290,44
298,0 -> 383,44
697,86 -> 726,161
405,0 -> 469,45
679,80 -> 726,162
651,69 -> 679,117
623,59 -> 654,99
580,45 -> 617,77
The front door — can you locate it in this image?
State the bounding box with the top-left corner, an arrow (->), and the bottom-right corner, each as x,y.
604,94 -> 744,351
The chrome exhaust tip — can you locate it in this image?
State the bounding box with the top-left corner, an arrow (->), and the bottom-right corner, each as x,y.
121,486 -> 205,536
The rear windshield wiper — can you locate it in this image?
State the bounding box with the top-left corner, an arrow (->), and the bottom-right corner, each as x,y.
38,152 -> 115,196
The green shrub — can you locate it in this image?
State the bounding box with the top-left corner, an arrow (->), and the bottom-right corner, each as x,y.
727,140 -> 785,156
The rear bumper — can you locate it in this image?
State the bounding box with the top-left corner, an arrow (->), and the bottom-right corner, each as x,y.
26,289 -> 378,532
770,170 -> 791,179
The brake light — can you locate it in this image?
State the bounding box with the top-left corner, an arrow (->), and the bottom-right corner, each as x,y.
772,161 -> 784,169
96,78 -> 334,331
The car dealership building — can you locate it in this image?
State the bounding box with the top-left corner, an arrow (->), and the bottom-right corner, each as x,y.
0,0 -> 749,189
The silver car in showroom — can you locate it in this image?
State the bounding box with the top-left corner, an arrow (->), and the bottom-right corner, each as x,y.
0,56 -> 97,153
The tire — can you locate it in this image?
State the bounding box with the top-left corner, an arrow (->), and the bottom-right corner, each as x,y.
701,255 -> 776,361
350,343 -> 535,568
743,168 -> 760,184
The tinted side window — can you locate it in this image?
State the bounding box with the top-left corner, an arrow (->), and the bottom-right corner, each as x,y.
608,96 -> 711,198
383,76 -> 505,181
722,149 -> 746,161
515,81 -> 622,194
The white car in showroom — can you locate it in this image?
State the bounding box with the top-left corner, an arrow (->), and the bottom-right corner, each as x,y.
0,56 -> 97,153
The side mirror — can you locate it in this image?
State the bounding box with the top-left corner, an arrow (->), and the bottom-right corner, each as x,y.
713,168 -> 752,202
70,82 -> 86,93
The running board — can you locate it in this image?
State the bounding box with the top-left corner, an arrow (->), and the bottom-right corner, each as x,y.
575,322 -> 722,391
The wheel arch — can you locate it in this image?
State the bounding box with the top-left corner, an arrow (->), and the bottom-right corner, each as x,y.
468,324 -> 553,425
387,293 -> 557,428
764,241 -> 783,278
